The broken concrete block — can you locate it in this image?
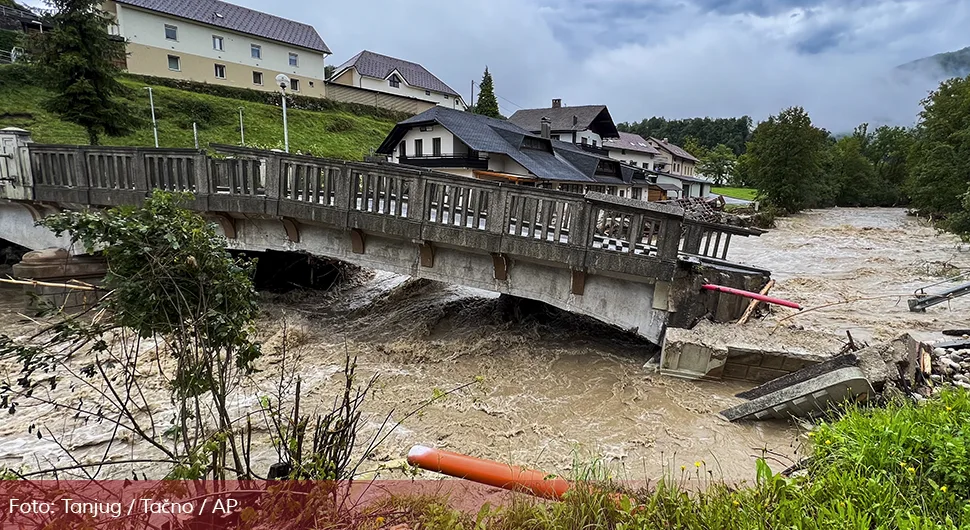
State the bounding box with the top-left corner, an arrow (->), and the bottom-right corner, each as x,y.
735,353 -> 859,401
721,367 -> 873,422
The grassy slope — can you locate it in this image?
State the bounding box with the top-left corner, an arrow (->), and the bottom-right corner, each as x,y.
0,70 -> 396,160
712,187 -> 758,201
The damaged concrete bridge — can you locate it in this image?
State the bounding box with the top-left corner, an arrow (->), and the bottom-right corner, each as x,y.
0,127 -> 769,345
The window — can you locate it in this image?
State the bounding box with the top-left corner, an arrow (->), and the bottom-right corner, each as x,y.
389,74 -> 401,88
443,95 -> 449,99
631,187 -> 642,200
167,55 -> 180,71
164,24 -> 177,41
212,35 -> 224,51
425,90 -> 431,95
252,71 -> 263,85
581,137 -> 588,146
521,137 -> 549,151
290,78 -> 300,91
214,64 -> 226,79
288,53 -> 299,67
414,139 -> 423,157
551,134 -> 560,141
398,141 -> 406,158
432,137 -> 441,156
592,139 -> 598,147
607,186 -> 618,196
251,44 -> 262,59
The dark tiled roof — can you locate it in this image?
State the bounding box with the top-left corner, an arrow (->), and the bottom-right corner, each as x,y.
508,105 -> 620,139
649,137 -> 700,162
333,50 -> 460,97
603,132 -> 661,155
115,0 -> 330,53
376,107 -> 623,183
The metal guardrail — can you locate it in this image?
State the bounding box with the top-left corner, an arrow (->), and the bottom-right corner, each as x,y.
20,143 -> 759,280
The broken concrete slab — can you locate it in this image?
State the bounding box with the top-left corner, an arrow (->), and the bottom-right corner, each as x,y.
661,320 -> 842,381
720,366 -> 873,421
735,353 -> 859,400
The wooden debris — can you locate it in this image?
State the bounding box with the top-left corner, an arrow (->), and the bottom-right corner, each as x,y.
736,279 -> 775,325
0,277 -> 98,291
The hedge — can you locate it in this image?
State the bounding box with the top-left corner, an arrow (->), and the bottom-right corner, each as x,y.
124,74 -> 412,123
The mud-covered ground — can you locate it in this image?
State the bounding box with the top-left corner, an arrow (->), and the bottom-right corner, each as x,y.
1,207 -> 968,482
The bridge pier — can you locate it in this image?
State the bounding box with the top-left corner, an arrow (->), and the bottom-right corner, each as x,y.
10,247 -> 107,311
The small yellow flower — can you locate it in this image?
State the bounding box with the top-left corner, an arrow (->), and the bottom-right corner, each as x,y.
899,462 -> 906,468
825,440 -> 832,445
941,486 -> 947,493
946,406 -> 952,411
681,465 -> 686,471
807,432 -> 814,437
375,516 -> 385,525
695,461 -> 702,468
733,500 -> 740,507
908,467 -> 916,474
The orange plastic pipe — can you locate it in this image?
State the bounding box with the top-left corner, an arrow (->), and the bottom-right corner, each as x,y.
407,445 -> 571,500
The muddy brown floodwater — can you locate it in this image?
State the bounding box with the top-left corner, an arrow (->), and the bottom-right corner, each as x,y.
1,207 -> 968,483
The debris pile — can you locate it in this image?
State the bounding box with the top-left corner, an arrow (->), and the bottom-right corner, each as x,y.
924,339 -> 970,392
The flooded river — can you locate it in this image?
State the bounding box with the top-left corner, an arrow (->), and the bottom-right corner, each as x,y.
1,207 -> 968,482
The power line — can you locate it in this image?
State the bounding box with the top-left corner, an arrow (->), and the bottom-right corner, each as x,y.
471,80 -> 524,111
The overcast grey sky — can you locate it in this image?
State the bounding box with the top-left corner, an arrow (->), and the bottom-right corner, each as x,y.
24,0 -> 970,132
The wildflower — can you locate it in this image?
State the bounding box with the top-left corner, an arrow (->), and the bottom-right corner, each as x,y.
941,486 -> 947,493
376,516 -> 385,525
681,465 -> 686,471
825,440 -> 832,445
807,432 -> 814,437
946,406 -> 952,411
899,462 -> 906,468
695,461 -> 702,468
733,500 -> 740,507
908,467 -> 916,474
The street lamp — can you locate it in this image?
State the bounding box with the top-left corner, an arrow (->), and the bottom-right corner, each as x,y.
238,107 -> 245,146
144,87 -> 158,148
275,74 -> 290,153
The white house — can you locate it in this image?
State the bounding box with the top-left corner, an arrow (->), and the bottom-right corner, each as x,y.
648,137 -> 700,177
508,100 -> 620,150
604,131 -> 661,171
102,0 -> 330,97
329,50 -> 466,110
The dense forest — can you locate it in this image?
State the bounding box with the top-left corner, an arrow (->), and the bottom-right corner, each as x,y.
616,116 -> 754,156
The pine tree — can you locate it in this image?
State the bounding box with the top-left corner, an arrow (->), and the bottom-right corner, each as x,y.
33,0 -> 132,145
475,67 -> 501,119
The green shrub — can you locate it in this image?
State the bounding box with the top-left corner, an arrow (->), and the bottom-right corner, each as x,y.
0,29 -> 22,54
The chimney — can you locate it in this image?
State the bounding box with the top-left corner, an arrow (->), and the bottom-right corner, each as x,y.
552,98 -> 562,109
662,138 -> 669,143
540,116 -> 551,139
572,115 -> 579,126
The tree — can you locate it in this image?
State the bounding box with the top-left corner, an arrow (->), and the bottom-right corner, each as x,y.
908,75 -> 970,227
324,64 -> 336,80
32,0 -> 132,145
617,116 -> 753,155
698,144 -> 737,185
682,136 -> 708,160
474,66 -> 501,119
830,135 -> 878,206
745,106 -> 830,212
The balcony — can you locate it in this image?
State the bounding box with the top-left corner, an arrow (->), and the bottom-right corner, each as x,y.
399,154 -> 489,170
578,143 -> 611,156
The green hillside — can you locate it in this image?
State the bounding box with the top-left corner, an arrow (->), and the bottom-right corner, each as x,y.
896,46 -> 970,79
0,65 -> 397,160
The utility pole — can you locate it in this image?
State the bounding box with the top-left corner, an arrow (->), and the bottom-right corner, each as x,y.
275,74 -> 290,153
470,80 -> 475,112
144,87 -> 158,148
192,122 -> 199,149
238,107 -> 245,146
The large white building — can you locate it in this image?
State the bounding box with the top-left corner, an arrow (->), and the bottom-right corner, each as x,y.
329,50 -> 466,111
103,0 -> 331,97
604,131 -> 661,171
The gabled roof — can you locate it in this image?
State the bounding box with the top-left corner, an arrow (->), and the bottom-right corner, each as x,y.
508,105 -> 620,139
649,137 -> 700,162
114,0 -> 330,53
376,107 -> 623,183
603,132 -> 661,156
333,50 -> 461,97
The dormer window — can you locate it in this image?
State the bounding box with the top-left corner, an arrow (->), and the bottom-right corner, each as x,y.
389,74 -> 401,88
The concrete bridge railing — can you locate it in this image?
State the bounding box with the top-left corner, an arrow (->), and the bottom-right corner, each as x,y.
0,129 -> 767,344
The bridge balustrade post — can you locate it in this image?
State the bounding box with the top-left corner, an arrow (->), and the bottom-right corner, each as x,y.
657,217 -> 684,262
0,127 -> 34,201
681,222 -> 704,255
485,185 -> 508,235
132,150 -> 148,195
572,201 -> 593,249
408,173 -> 429,224
263,152 -> 282,216
73,146 -> 90,203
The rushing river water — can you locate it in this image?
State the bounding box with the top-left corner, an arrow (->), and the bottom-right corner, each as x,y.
1,207 -> 968,482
